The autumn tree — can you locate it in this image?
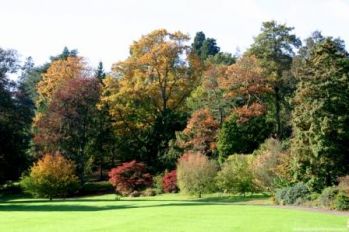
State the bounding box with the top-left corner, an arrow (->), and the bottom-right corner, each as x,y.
187,62 -> 229,125
34,77 -> 100,183
218,55 -> 271,123
176,108 -> 219,157
248,21 -> 301,138
34,56 -> 87,124
291,37 -> 349,190
101,29 -> 200,170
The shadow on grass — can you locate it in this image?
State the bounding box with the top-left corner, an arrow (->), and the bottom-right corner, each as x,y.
0,201 -> 240,212
0,193 -> 271,212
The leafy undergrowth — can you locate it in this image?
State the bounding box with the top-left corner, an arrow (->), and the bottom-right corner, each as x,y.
1,193 -> 347,232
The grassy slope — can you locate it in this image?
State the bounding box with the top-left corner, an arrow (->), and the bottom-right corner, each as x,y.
0,194 -> 348,232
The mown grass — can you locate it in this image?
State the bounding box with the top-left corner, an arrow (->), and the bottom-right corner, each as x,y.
1,193 -> 348,232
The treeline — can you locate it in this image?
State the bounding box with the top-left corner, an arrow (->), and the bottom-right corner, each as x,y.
1,21 -> 349,195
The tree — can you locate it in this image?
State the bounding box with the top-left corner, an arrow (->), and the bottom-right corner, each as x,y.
34,77 -> 100,183
291,37 -> 349,190
248,21 -> 301,138
217,115 -> 272,159
50,46 -> 78,62
96,61 -> 106,81
192,31 -> 220,60
176,108 -> 219,157
101,29 -> 200,169
0,48 -> 31,183
20,153 -> 79,200
33,56 -> 88,132
218,55 -> 272,123
186,62 -> 229,125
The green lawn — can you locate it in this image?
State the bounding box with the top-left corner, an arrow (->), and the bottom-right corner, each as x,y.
1,193 -> 348,232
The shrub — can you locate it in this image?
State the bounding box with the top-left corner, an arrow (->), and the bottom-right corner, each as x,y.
177,152 -> 217,198
274,183 -> 309,205
153,174 -> 164,194
251,138 -> 292,191
274,187 -> 289,205
216,155 -> 256,196
335,192 -> 349,211
162,170 -> 178,193
20,153 -> 79,200
108,160 -> 153,196
319,187 -> 338,209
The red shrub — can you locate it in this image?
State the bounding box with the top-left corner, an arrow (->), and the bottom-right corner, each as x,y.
162,170 -> 178,193
108,160 -> 153,196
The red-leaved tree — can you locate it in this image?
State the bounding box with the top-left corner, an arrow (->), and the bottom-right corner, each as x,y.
108,160 -> 153,196
162,170 -> 178,193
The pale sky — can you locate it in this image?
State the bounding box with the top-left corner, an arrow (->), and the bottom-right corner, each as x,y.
1,0 -> 348,71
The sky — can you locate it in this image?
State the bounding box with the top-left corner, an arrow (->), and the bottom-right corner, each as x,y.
1,0 -> 349,71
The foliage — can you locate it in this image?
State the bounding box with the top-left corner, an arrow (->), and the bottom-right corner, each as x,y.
108,160 -> 153,196
291,37 -> 349,190
217,115 -> 272,158
153,174 -> 164,194
216,155 -> 256,195
186,62 -> 229,125
20,153 -> 79,199
35,56 -> 87,122
219,55 -> 271,123
177,152 -> 217,197
319,187 -> 338,209
248,21 -> 301,138
338,176 -> 349,196
176,108 -> 219,157
100,29 -> 200,170
192,31 -> 220,60
0,48 -> 31,184
34,77 -> 101,183
274,183 -> 309,205
162,170 -> 178,193
335,192 -> 349,211
251,138 -> 292,191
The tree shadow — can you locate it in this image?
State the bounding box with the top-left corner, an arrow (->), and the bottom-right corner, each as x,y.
0,204 -> 137,212
0,201 -> 239,212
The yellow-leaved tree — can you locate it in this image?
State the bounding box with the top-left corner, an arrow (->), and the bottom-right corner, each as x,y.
100,29 -> 202,169
34,56 -> 87,123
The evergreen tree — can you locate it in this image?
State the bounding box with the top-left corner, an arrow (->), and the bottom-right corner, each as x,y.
291,37 -> 349,190
248,21 -> 301,138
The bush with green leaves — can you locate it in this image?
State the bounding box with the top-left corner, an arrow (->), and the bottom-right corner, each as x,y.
177,152 -> 217,198
319,187 -> 338,209
335,192 -> 349,211
153,174 -> 164,194
274,183 -> 309,205
20,153 -> 79,200
216,155 -> 256,196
